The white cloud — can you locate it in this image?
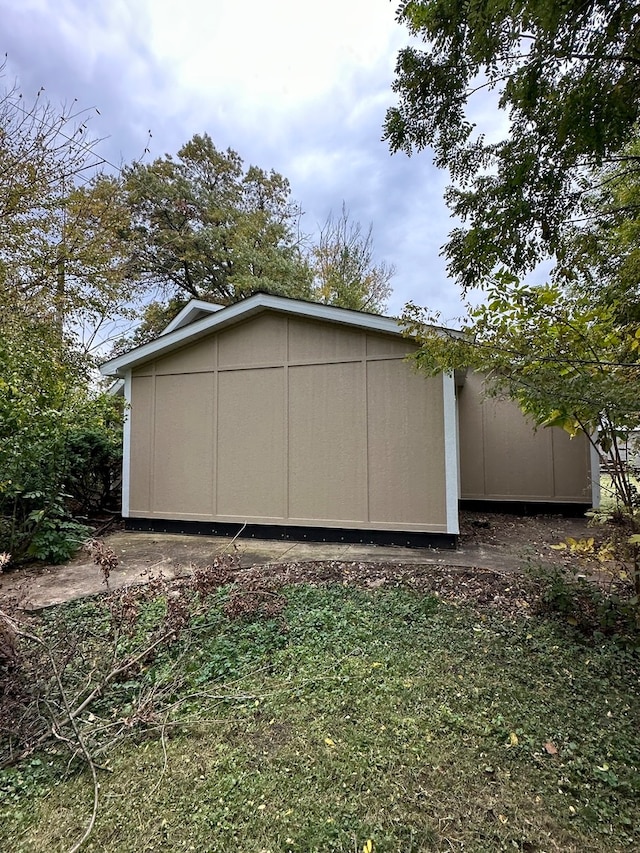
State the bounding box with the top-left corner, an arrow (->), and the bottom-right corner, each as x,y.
0,0 -> 492,320
142,0 -> 403,111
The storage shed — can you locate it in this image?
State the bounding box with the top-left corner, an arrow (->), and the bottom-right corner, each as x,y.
457,371 -> 598,512
100,294 -> 598,547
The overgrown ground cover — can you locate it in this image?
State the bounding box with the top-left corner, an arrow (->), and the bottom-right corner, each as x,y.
1,570 -> 639,853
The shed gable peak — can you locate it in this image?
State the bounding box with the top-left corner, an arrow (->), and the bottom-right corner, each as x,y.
100,293 -> 414,378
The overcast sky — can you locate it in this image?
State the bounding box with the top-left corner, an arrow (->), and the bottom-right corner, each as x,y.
2,0 -> 472,322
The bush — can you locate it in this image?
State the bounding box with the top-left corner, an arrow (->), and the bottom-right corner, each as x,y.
527,562 -> 640,643
26,503 -> 91,564
0,318 -> 123,562
65,425 -> 122,514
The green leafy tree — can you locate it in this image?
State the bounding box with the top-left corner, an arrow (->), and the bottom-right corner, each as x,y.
0,72 -> 127,562
386,2 -> 640,582
384,0 -> 640,291
0,70 -> 134,349
123,133 -> 313,306
561,136 -> 640,327
405,278 -> 640,590
310,204 -> 394,313
0,310 -> 122,562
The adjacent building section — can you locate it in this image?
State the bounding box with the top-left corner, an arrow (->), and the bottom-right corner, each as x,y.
457,371 -> 596,509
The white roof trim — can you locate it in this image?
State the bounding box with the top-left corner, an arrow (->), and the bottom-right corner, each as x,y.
161,299 -> 223,335
100,293 -> 453,378
107,378 -> 125,397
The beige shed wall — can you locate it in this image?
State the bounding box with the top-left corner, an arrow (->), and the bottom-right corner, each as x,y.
458,371 -> 593,503
128,312 -> 450,532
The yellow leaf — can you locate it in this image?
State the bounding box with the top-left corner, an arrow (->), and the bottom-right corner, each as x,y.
498,814 -> 508,824
324,737 -> 335,747
550,543 -> 567,550
363,841 -> 373,853
509,731 -> 519,746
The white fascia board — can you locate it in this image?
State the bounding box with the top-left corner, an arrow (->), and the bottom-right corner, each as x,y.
101,293 -> 414,377
107,379 -> 125,397
442,371 -> 460,534
161,299 -> 223,335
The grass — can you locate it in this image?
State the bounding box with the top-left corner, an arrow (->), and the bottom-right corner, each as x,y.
598,473 -> 640,514
1,582 -> 639,852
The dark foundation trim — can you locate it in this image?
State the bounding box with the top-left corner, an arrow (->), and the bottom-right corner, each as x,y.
124,518 -> 458,550
459,499 -> 592,518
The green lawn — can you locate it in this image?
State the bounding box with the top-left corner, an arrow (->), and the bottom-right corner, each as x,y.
598,473 -> 640,513
1,581 -> 639,852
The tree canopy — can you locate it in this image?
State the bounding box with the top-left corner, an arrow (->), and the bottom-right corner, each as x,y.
387,3 -> 640,558
561,134 -> 640,326
0,74 -> 125,562
310,204 -> 394,313
123,133 -> 313,306
384,0 -> 640,290
114,145 -> 396,348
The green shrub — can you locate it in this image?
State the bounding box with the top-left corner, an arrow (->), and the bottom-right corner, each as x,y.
26,503 -> 90,564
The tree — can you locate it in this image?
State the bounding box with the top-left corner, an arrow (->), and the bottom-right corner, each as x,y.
117,146 -> 397,348
385,2 -> 640,588
310,204 -> 394,313
0,72 -> 127,562
384,0 -> 640,291
123,133 -> 313,306
0,308 -> 122,562
404,276 -> 640,590
0,70 -> 134,350
560,135 -> 640,326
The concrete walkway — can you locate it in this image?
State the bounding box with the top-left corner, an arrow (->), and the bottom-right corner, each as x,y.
0,529 -> 523,611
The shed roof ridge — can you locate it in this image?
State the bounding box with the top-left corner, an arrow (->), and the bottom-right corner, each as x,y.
100,292 -> 458,378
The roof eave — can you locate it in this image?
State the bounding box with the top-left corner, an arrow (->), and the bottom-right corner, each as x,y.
99,293 -> 459,378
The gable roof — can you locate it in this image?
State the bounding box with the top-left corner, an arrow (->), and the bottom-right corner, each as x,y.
160,299 -> 224,335
101,294 -> 400,378
100,292 -> 457,378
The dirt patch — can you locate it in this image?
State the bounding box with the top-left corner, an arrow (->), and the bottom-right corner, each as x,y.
460,510 -> 598,552
239,559 -> 538,619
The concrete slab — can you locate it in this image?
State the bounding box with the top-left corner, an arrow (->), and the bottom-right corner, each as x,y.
0,521 -> 567,612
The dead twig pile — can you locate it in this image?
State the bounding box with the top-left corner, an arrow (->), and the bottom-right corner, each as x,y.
0,544 -> 286,852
